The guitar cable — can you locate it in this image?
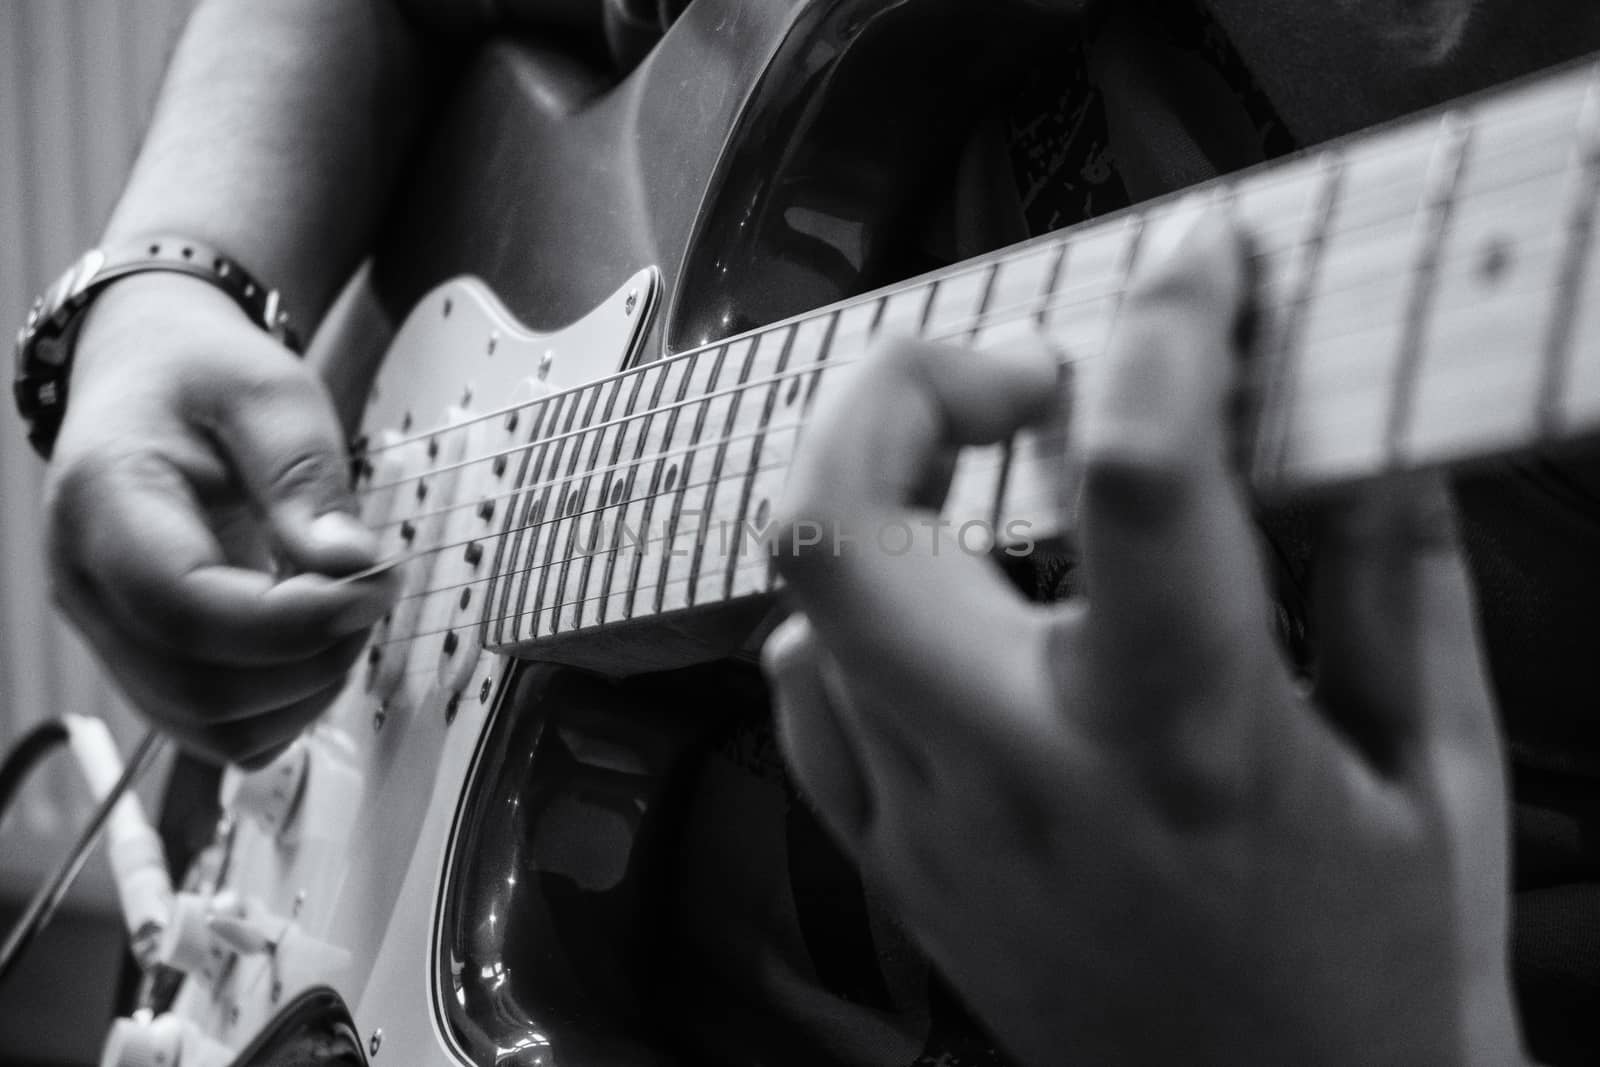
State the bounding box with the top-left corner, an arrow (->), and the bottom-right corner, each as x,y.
0,721 -> 170,988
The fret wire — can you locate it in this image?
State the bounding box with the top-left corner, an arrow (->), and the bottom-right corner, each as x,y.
960,260 -> 1007,528
576,368 -> 648,628
351,78 -> 1600,626
385,372 -> 1578,653
621,348 -> 704,622
524,382 -> 595,637
723,319 -> 802,602
481,390 -> 545,647
1250,151 -> 1345,493
387,495 -> 1060,653
794,303 -> 843,420
994,242 -> 1070,527
541,383 -> 599,636
356,147 -> 1584,506
540,383 -> 608,633
597,362 -> 675,624
481,398 -> 535,645
492,389 -> 566,646
559,375 -> 626,632
1387,112 -> 1473,464
918,278 -> 944,333
522,384 -> 591,639
689,336 -> 765,607
653,343 -> 731,615
357,79 -> 1592,472
378,258 -> 1583,630
868,292 -> 889,335
1115,214 -> 1147,307
356,230 -> 1580,588
1539,63 -> 1600,434
969,262 -> 1001,341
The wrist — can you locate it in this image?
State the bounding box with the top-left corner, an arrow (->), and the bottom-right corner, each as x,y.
72,272 -> 256,380
15,238 -> 298,457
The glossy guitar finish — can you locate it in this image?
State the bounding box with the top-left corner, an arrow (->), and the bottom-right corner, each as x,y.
114,0 -> 1600,1061
128,1 -> 1063,1064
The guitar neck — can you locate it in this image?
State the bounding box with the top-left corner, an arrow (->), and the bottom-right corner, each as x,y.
480,56 -> 1600,652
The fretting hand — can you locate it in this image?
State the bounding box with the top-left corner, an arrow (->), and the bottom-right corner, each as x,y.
763,212 -> 1524,1065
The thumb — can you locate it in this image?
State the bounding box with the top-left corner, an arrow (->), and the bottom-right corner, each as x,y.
211,364 -> 379,576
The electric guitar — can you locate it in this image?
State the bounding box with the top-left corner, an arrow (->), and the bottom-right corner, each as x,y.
97,1 -> 1600,1063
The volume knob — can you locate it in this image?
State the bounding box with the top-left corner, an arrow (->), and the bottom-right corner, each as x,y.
153,893 -> 233,985
220,737 -> 308,838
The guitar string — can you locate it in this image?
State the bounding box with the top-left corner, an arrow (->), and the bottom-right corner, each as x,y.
362,260 -> 1586,656
359,211 -> 1572,544
352,76 -> 1600,679
342,217 -> 1574,595
352,214 -> 1576,607
369,497 -> 1062,662
350,75 -> 1600,470
351,136 -> 1581,514
355,241 -> 1581,636
340,97 -> 1600,651
347,87 -> 1587,476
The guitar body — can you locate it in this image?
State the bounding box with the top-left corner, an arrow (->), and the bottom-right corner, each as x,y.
123,4 -> 1600,1061
142,2 -> 1064,1064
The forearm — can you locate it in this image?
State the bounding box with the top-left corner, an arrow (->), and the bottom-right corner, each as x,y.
101,0 -> 444,332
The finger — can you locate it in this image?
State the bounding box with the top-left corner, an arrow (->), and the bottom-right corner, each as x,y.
1077,206 -> 1279,720
201,354 -> 379,575
769,333 -> 1062,740
52,451 -> 397,665
56,573 -> 368,728
764,614 -> 874,845
1308,473 -> 1498,774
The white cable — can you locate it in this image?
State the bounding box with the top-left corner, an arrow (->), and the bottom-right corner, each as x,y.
61,716 -> 174,964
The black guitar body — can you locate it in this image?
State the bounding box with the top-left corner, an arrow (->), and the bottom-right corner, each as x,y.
376,0 -> 1060,358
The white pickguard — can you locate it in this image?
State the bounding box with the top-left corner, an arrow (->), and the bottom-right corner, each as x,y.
157,269 -> 658,1066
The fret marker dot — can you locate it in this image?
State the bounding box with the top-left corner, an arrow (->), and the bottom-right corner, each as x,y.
465,542 -> 483,567
400,520 -> 416,544
443,631 -> 458,656
756,498 -> 770,527
506,411 -> 519,433
478,499 -> 495,522
460,588 -> 472,610
416,480 -> 428,502
493,456 -> 508,477
665,465 -> 679,491
427,437 -> 439,459
1477,236 -> 1514,286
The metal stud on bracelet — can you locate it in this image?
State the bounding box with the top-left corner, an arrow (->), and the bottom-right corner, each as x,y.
12,237 -> 299,458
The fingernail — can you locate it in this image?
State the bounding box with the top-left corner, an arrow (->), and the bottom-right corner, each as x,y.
309,511 -> 378,557
761,613 -> 812,676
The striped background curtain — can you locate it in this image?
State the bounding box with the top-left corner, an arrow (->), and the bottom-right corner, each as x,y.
0,0 -> 196,908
